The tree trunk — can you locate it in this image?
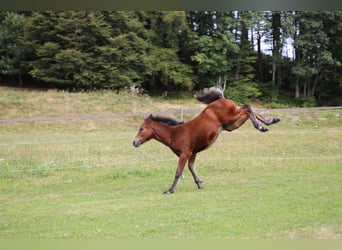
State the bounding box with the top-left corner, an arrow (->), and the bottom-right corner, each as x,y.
18,74 -> 23,86
311,75 -> 320,96
303,82 -> 307,97
295,79 -> 300,98
223,73 -> 227,91
256,31 -> 263,82
272,62 -> 276,86
294,11 -> 301,99
271,11 -> 282,86
277,60 -> 282,86
235,12 -> 248,82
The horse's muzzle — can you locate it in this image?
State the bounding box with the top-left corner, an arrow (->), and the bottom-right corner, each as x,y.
133,139 -> 141,147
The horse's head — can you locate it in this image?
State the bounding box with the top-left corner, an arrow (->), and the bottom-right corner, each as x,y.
133,114 -> 154,147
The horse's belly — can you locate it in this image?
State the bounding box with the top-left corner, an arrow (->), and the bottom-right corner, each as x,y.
194,126 -> 222,152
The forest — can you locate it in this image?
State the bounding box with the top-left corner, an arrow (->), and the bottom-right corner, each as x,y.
0,11 -> 341,106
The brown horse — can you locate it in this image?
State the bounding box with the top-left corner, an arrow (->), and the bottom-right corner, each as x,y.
133,88 -> 280,194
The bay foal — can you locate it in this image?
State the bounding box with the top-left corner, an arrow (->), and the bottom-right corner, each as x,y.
133,88 -> 280,194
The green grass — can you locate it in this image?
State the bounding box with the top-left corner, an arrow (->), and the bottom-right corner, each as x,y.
0,87 -> 341,239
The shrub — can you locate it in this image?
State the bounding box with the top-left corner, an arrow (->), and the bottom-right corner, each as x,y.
224,81 -> 261,105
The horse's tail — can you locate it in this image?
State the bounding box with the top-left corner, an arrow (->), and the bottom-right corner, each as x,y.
195,87 -> 224,104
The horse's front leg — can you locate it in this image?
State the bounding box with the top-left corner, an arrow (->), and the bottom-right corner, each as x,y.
164,154 -> 188,194
188,153 -> 203,189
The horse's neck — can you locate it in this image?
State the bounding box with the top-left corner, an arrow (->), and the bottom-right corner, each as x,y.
151,122 -> 173,147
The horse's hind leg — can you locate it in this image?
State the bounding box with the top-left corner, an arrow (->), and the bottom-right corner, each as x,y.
223,105 -> 258,132
244,104 -> 269,132
223,105 -> 279,133
188,154 -> 203,189
223,112 -> 249,132
255,113 -> 280,126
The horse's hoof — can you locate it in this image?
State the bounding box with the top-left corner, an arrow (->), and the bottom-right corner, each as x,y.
260,127 -> 268,132
273,118 -> 281,123
163,190 -> 174,194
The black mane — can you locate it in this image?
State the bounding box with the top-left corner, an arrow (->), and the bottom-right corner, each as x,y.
151,116 -> 184,126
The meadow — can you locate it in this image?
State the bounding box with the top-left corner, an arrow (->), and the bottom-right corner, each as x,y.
0,87 -> 341,239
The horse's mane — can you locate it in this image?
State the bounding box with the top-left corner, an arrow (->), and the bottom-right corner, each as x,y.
195,87 -> 224,104
150,116 -> 184,126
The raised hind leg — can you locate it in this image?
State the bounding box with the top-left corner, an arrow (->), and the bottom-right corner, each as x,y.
223,112 -> 249,132
164,154 -> 188,194
223,105 -> 257,132
222,104 -> 273,132
188,154 -> 203,189
244,104 -> 269,132
255,113 -> 280,126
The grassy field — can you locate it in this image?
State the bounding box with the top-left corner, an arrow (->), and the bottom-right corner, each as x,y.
0,87 -> 341,239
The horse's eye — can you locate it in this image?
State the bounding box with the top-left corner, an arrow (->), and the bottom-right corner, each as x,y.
139,127 -> 143,132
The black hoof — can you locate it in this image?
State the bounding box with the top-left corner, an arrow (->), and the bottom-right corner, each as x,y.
273,118 -> 281,123
260,127 -> 268,132
163,190 -> 174,194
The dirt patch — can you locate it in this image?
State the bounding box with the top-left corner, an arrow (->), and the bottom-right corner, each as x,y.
279,225 -> 342,239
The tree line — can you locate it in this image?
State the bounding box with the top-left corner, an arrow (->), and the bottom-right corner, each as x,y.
0,11 -> 341,106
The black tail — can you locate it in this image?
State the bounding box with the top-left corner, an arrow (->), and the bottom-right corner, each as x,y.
195,87 -> 224,104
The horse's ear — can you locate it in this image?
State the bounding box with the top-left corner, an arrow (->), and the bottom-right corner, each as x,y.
145,114 -> 153,121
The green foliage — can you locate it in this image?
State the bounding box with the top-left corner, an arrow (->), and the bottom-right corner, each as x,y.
225,81 -> 261,105
20,11 -> 197,91
258,82 -> 279,102
0,11 -> 341,106
146,48 -> 194,92
233,42 -> 258,83
223,16 -> 260,105
109,32 -> 152,88
296,96 -> 317,107
0,12 -> 26,81
190,12 -> 238,87
25,11 -> 118,89
292,11 -> 341,100
192,32 -> 238,86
